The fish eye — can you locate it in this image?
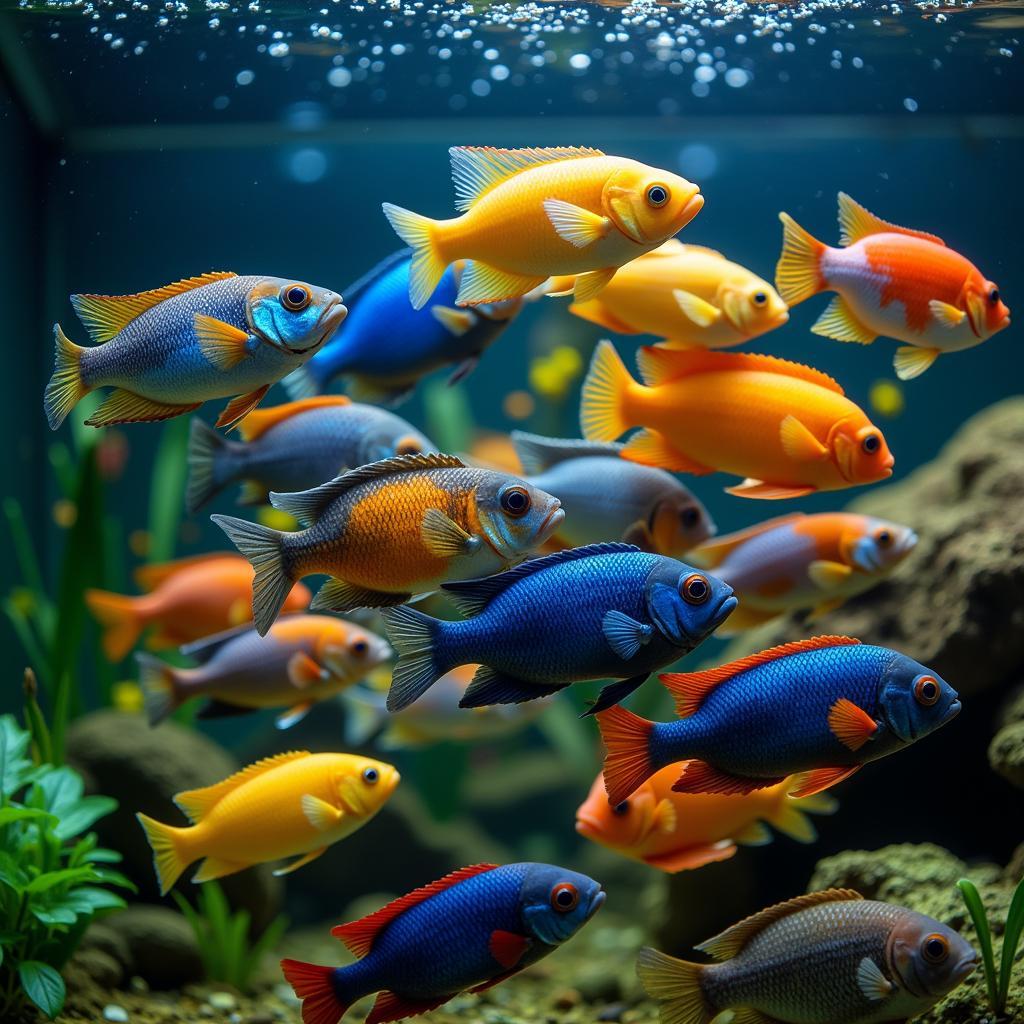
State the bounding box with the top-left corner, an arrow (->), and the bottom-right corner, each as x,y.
681,573 -> 710,605
361,766 -> 379,785
914,675 -> 941,707
752,291 -> 768,306
350,638 -> 369,658
875,529 -> 893,548
989,287 -> 1000,305
281,284 -> 312,312
862,434 -> 880,455
550,883 -> 579,913
646,184 -> 670,208
395,437 -> 424,456
921,933 -> 949,964
612,801 -> 630,816
680,506 -> 701,530
500,486 -> 531,518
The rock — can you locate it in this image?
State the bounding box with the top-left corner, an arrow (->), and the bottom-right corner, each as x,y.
102,904 -> 204,990
207,991 -> 238,1012
65,710 -> 282,927
718,397 -> 1024,697
989,720 -> 1024,788
80,920 -> 133,972
69,948 -> 124,989
102,1006 -> 129,1023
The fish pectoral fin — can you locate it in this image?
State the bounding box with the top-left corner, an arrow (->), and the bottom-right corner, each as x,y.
652,797 -> 677,835
272,846 -> 327,877
192,856 -> 248,883
312,578 -> 410,612
217,385 -> 271,429
725,479 -> 816,500
287,652 -> 324,689
928,299 -> 967,328
673,761 -> 783,797
893,346 -> 941,380
585,674 -> 650,717
788,764 -> 861,798
643,842 -> 737,873
301,794 -> 344,832
673,289 -> 723,327
807,559 -> 854,590
811,295 -> 876,344
421,507 -> 480,557
488,929 -> 532,969
827,697 -> 879,751
367,992 -> 451,1024
857,956 -> 896,1002
84,390 -> 200,427
457,262 -> 545,307
431,304 -> 477,336
195,313 -> 253,370
621,520 -> 657,551
447,357 -> 479,386
731,819 -> 774,846
276,702 -> 314,730
779,415 -> 830,462
543,199 -> 613,248
602,610 -> 655,661
573,267 -> 617,304
622,429 -> 714,474
459,666 -> 563,708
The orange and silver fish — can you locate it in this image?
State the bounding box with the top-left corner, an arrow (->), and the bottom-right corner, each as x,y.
777,192 -> 1010,380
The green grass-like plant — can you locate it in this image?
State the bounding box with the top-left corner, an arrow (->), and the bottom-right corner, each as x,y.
0,714 -> 133,1020
173,881 -> 288,994
957,875 -> 1024,1018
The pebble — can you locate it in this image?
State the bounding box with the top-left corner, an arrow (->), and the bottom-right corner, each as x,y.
597,1004 -> 626,1022
128,976 -> 149,994
103,1007 -> 129,1023
208,991 -> 238,1012
551,988 -> 582,1011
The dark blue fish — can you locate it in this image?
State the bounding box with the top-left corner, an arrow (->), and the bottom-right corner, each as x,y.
381,543 -> 736,714
284,250 -> 523,406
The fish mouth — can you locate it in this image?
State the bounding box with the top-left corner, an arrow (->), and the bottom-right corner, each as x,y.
942,699 -> 962,724
951,951 -> 979,985
678,192 -> 704,230
584,890 -> 606,921
711,595 -> 739,631
538,502 -> 565,540
575,812 -> 604,839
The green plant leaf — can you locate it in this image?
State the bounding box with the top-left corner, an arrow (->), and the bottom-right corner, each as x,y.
36,766 -> 84,817
31,904 -> 78,927
84,847 -> 122,864
67,887 -> 126,913
54,796 -> 118,840
0,807 -> 57,827
0,853 -> 29,890
958,878 -> 999,1012
999,875 -> 1024,1012
148,417 -> 191,563
18,960 -> 66,1019
0,714 -> 35,797
25,867 -> 98,895
90,867 -> 135,892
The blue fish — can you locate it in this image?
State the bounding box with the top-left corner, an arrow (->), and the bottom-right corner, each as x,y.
281,862 -> 604,1024
597,635 -> 961,806
381,542 -> 736,714
285,250 -> 523,406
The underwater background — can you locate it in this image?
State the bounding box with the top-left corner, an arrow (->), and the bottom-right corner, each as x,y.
2,2 -> 1023,1023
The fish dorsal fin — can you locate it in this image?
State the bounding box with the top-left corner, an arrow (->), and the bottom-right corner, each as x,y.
442,542 -> 639,616
510,431 -> 624,475
332,864 -> 500,957
450,146 -> 604,212
636,347 -> 844,395
837,193 -> 945,248
174,750 -> 309,823
179,622 -> 255,664
133,552 -> 240,592
71,272 -> 237,343
343,247 -> 415,299
270,454 -> 465,527
688,514 -> 806,570
238,396 -> 352,442
660,636 -> 861,718
696,888 -> 864,961
647,239 -> 724,259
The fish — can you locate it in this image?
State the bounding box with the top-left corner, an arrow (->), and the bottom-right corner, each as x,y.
511,432 -> 715,556
689,512 -> 918,632
343,664 -> 543,749
212,453 -> 564,635
283,250 -> 525,405
85,553 -> 311,661
136,613 -> 393,730
280,861 -> 604,1024
550,239 -> 789,349
380,542 -> 736,715
776,192 -> 1010,380
136,750 -> 399,894
44,273 -> 347,430
580,341 -> 895,500
637,889 -> 977,1024
575,768 -> 837,873
185,396 -> 436,512
382,146 -> 703,309
596,634 -> 961,805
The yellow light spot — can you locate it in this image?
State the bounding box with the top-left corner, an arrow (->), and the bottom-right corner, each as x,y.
529,359 -> 568,399
550,345 -> 583,377
112,680 -> 144,714
129,530 -> 151,558
258,506 -> 298,531
52,499 -> 78,529
869,379 -> 905,419
366,666 -> 393,693
503,390 -> 535,420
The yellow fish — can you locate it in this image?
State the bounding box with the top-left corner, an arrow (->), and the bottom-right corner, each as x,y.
551,240 -> 789,349
382,146 -> 703,309
136,750 -> 398,893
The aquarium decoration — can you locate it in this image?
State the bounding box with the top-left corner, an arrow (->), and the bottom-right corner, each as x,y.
957,876 -> 1024,1018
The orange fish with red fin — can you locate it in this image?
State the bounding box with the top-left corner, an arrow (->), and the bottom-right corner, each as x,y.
777,192 -> 1010,380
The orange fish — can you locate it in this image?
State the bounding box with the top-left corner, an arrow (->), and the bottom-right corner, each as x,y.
580,341 -> 894,499
85,553 -> 311,661
777,192 -> 1010,380
575,768 -> 837,873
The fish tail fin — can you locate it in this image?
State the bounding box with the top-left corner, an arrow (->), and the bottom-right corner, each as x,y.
380,604 -> 447,712
186,417 -> 238,513
595,705 -> 658,805
381,203 -> 447,310
769,778 -> 839,843
282,363 -> 324,401
340,691 -> 387,747
135,652 -> 183,727
84,589 -> 144,662
280,959 -> 350,1024
135,812 -> 191,896
45,323 -> 89,430
210,514 -> 292,636
580,340 -> 635,443
775,212 -> 827,305
636,947 -> 713,1024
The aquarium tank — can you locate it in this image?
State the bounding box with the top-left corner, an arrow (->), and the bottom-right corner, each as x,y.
1,1 -> 1022,1022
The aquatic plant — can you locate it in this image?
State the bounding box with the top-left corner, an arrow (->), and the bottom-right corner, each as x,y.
957,875 -> 1024,1018
173,881 -> 288,993
0,714 -> 132,1020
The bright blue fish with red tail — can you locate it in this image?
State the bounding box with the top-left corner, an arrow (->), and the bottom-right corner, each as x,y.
281,861 -> 604,1024
597,635 -> 960,805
